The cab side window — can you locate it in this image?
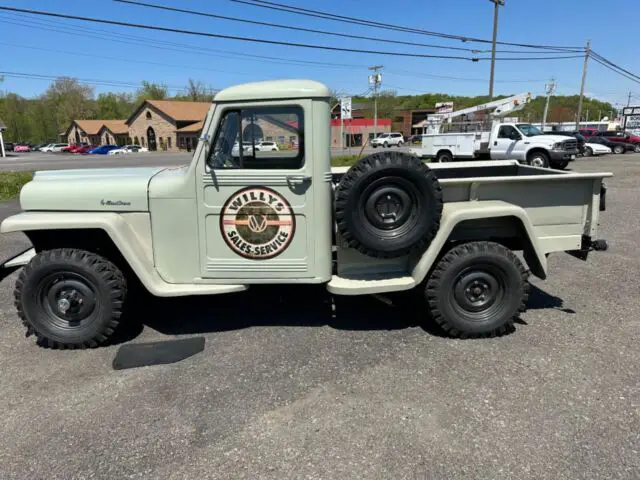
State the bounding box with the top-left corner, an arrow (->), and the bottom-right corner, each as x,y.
498,126 -> 517,139
208,106 -> 304,170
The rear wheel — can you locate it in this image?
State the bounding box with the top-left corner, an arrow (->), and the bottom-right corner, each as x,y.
14,249 -> 127,349
613,145 -> 624,154
383,141 -> 389,148
634,144 -> 640,153
425,242 -> 529,338
397,141 -> 404,148
436,150 -> 453,163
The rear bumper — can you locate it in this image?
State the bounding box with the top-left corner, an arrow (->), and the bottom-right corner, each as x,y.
566,235 -> 607,261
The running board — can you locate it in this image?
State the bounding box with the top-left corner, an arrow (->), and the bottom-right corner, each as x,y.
327,274 -> 416,295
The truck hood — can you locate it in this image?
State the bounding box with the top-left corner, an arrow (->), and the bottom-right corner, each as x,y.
529,134 -> 571,144
19,167 -> 166,212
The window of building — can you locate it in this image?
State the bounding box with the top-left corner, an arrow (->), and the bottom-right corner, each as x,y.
167,137 -> 172,149
179,136 -> 185,148
289,136 -> 296,145
141,137 -> 146,147
266,136 -> 273,141
134,136 -> 139,145
146,111 -> 152,120
208,106 -> 304,170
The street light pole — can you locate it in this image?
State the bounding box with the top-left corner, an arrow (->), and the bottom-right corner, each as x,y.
488,0 -> 504,100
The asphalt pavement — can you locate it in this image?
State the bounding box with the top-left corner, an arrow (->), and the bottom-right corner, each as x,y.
0,147 -> 393,172
0,155 -> 638,479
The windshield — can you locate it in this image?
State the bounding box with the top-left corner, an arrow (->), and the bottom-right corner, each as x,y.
378,133 -> 389,138
516,124 -> 542,137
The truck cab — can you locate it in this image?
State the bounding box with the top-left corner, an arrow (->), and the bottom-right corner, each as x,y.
0,79 -> 611,348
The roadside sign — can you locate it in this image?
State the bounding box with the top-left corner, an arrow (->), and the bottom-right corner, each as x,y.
341,97 -> 352,120
622,106 -> 640,129
435,102 -> 454,114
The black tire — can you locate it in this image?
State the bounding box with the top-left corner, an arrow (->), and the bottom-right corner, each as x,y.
335,151 -> 443,258
372,144 -> 378,148
14,248 -> 127,349
550,159 -> 569,170
436,150 -> 453,163
425,242 -> 529,338
634,144 -> 640,153
383,142 -> 389,148
613,145 -> 624,154
527,150 -> 550,168
397,141 -> 404,148
584,146 -> 593,157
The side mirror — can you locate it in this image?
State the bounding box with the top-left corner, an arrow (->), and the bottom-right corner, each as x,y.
509,132 -> 521,141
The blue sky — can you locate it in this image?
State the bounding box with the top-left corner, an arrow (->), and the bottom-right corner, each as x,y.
0,0 -> 638,107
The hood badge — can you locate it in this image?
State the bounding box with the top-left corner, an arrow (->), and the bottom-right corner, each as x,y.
101,199 -> 131,207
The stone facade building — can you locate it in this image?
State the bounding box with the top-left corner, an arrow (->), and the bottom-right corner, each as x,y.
98,120 -> 130,146
126,100 -> 210,152
64,120 -> 106,146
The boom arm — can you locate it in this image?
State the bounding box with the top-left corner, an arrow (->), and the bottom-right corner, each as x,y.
418,92 -> 532,134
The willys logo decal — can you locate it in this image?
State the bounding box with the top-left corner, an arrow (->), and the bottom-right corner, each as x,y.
220,187 -> 295,259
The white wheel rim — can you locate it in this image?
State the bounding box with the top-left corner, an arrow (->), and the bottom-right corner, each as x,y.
531,157 -> 545,167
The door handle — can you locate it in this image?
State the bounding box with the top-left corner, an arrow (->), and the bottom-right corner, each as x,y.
494,141 -> 497,146
286,175 -> 311,185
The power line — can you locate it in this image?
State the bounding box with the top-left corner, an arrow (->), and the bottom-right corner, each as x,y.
0,71 -> 185,90
0,5 -> 478,61
0,6 -> 584,62
231,0 -> 584,52
0,13 -> 371,71
590,51 -> 640,83
114,0 -> 478,53
589,55 -> 640,85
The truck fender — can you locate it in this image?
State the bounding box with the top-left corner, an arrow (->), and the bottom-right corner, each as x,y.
411,201 -> 547,282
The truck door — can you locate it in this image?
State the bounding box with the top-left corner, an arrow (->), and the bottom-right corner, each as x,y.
196,101 -> 321,280
491,125 -> 519,159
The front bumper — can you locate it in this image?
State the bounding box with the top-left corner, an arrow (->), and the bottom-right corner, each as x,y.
550,148 -> 579,161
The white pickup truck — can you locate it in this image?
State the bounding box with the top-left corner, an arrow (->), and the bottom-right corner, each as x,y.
409,123 -> 579,169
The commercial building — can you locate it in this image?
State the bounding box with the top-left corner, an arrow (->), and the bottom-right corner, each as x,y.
64,120 -> 109,146
98,120 -> 130,146
125,99 -> 210,151
330,118 -> 391,147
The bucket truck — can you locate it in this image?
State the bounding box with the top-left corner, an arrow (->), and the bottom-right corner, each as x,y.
409,93 -> 579,169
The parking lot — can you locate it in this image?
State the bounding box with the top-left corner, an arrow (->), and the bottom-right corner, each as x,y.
0,154 -> 638,479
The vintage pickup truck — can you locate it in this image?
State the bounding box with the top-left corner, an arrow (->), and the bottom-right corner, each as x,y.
0,80 -> 611,349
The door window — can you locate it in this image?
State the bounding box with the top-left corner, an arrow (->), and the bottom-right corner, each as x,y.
498,126 -> 518,139
209,106 -> 304,170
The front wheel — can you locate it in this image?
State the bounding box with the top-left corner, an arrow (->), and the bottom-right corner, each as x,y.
584,146 -> 593,157
425,242 -> 529,338
14,249 -> 128,349
613,145 -> 624,154
527,151 -> 550,168
550,160 -> 569,170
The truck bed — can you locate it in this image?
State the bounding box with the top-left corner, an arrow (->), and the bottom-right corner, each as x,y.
332,160 -> 612,279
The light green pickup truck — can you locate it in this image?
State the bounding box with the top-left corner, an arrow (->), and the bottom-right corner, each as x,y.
0,80 -> 611,348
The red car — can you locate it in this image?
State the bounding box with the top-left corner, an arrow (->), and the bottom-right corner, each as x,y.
76,144 -> 96,154
13,144 -> 31,152
594,131 -> 640,152
62,144 -> 89,153
578,128 -> 599,138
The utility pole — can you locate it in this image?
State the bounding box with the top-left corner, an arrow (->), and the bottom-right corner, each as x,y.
627,91 -> 633,107
541,77 -> 556,132
368,65 -> 383,138
488,0 -> 505,100
575,39 -> 591,131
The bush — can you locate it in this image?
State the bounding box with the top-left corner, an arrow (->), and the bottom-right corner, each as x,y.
0,172 -> 33,201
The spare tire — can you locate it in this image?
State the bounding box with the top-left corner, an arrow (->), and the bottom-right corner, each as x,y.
335,151 -> 443,258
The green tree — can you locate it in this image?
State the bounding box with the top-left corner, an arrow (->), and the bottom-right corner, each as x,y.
41,77 -> 95,136
176,79 -> 215,102
136,81 -> 168,101
96,92 -> 135,119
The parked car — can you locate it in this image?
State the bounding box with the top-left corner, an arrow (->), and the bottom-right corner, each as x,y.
583,142 -> 611,157
3,142 -> 15,152
62,144 -> 83,153
76,145 -> 96,154
88,145 -> 119,155
30,143 -> 46,151
595,131 -> 640,152
578,128 -> 600,138
13,144 -> 31,152
371,132 -> 404,148
255,141 -> 279,152
107,145 -> 149,155
584,136 -> 635,154
41,143 -> 68,152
